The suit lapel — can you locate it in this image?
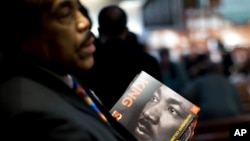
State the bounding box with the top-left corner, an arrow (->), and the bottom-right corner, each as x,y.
20,66 -> 103,121
20,66 -> 137,141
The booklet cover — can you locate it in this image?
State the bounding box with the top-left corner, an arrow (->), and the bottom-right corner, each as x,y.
110,71 -> 200,141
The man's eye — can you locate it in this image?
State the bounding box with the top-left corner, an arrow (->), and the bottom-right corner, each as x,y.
150,96 -> 158,103
168,107 -> 177,115
58,7 -> 72,18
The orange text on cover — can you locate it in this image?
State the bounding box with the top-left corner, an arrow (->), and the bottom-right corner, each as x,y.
112,110 -> 123,121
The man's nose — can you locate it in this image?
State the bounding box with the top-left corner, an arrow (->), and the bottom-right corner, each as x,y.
76,11 -> 90,32
143,106 -> 161,124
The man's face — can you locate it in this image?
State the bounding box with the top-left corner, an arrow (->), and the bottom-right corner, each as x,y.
25,0 -> 95,74
134,85 -> 187,141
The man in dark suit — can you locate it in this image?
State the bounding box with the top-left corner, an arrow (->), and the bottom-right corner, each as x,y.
0,0 -> 137,141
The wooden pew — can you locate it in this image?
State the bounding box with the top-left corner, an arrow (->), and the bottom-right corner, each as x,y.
190,114 -> 250,141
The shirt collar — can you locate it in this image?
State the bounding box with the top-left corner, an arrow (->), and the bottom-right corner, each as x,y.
38,66 -> 74,89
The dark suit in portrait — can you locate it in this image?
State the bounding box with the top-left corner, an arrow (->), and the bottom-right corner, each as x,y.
0,65 -> 137,141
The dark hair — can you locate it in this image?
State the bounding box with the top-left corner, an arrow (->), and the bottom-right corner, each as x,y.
159,48 -> 170,58
0,0 -> 49,80
98,5 -> 127,36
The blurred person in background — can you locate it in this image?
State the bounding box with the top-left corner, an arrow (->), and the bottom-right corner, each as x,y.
181,57 -> 241,121
229,47 -> 250,84
81,5 -> 162,110
217,40 -> 234,77
228,48 -> 250,114
158,47 -> 189,93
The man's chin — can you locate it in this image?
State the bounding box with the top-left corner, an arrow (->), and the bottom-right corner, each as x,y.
78,56 -> 94,71
134,126 -> 152,141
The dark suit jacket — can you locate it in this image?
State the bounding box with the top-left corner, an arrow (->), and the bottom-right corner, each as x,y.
0,65 -> 137,141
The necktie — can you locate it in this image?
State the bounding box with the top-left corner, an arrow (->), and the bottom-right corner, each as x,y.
72,78 -> 108,123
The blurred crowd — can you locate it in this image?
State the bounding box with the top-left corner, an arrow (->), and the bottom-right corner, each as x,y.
79,4 -> 250,121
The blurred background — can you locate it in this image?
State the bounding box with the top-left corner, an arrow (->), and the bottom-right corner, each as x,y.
81,0 -> 250,60
80,1 -> 250,140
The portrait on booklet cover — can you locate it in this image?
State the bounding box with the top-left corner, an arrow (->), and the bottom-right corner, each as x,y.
111,71 -> 200,141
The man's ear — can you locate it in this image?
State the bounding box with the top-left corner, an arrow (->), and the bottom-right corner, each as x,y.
120,27 -> 128,40
124,27 -> 128,36
17,34 -> 39,55
11,35 -> 29,54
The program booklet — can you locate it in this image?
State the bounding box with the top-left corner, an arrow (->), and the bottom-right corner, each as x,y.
110,71 -> 200,141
